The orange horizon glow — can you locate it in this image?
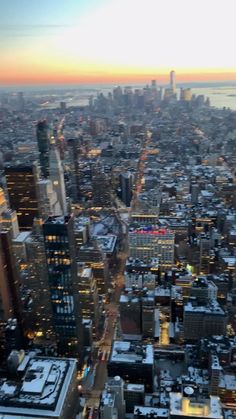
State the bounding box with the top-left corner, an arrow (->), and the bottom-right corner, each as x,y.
2,0 -> 236,86
1,70 -> 236,86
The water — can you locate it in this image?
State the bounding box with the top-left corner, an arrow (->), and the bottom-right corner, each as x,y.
191,86 -> 236,110
38,84 -> 236,111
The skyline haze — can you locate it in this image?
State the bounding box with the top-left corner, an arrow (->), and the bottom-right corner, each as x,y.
1,0 -> 236,85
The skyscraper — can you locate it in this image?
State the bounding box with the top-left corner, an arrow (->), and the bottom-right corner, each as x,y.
129,228 -> 175,268
170,70 -> 176,93
5,164 -> 40,230
0,230 -> 23,326
65,138 -> 81,202
43,215 -> 83,359
36,120 -> 50,178
119,172 -> 133,207
25,219 -> 54,340
49,144 -> 67,214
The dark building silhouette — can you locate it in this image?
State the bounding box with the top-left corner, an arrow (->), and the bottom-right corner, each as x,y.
119,172 -> 133,207
36,120 -> 50,178
43,215 -> 83,360
5,165 -> 39,230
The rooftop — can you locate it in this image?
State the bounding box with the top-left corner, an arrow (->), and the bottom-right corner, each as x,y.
0,356 -> 77,417
110,341 -> 153,365
134,406 -> 169,417
93,234 -> 117,254
184,300 -> 225,315
169,393 -> 223,419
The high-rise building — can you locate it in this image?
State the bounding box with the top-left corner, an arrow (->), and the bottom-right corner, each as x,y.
36,120 -> 50,178
25,219 -> 54,340
129,227 -> 175,268
5,164 -> 40,230
0,240 -> 13,321
0,188 -> 8,214
16,91 -> 25,111
0,230 -> 23,326
49,144 -> 67,214
0,353 -> 78,419
100,376 -> 126,419
77,266 -> 99,337
119,172 -> 133,207
183,301 -> 227,341
120,294 -> 142,337
1,210 -> 19,239
77,240 -> 109,294
170,70 -> 176,93
180,87 -> 192,101
190,277 -> 218,304
108,341 -> 154,392
43,215 -> 83,359
37,179 -> 62,219
65,138 -> 81,202
142,295 -> 155,337
92,170 -> 112,207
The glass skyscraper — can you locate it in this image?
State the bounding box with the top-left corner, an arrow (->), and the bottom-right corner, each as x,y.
43,215 -> 83,359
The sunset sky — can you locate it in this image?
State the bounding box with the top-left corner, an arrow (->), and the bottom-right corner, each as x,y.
1,0 -> 236,85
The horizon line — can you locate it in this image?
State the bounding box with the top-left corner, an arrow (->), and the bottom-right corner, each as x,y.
1,70 -> 236,87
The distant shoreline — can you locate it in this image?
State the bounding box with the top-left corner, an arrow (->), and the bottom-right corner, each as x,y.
1,81 -> 236,93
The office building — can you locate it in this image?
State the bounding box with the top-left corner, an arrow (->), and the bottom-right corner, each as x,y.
120,294 -> 142,337
37,179 -> 62,219
43,215 -> 83,359
1,209 -> 19,239
142,295 -> 155,337
183,301 -> 227,341
5,164 -> 40,230
74,216 -> 90,255
0,229 -> 23,326
92,171 -> 112,207
0,353 -> 78,419
16,91 -> 25,111
108,341 -> 154,392
65,137 -> 81,201
36,119 -> 50,178
4,318 -> 22,355
49,144 -> 67,214
78,240 -> 109,294
100,376 -> 126,419
124,270 -> 156,290
25,220 -> 54,340
119,171 -> 133,207
190,277 -> 218,304
170,70 -> 176,93
180,87 -> 192,102
77,266 -> 99,337
125,257 -> 159,276
129,227 -> 175,268
37,179 -> 62,220
0,187 -> 8,214
124,384 -> 145,414
169,392 -> 223,419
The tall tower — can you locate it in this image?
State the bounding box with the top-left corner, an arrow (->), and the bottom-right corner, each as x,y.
119,172 -> 133,207
43,215 -> 83,359
5,164 -> 40,230
170,70 -> 176,93
36,120 -> 50,178
49,144 -> 67,214
25,219 -> 54,340
65,138 -> 81,201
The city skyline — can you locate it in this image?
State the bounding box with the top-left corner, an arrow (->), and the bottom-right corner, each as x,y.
1,0 -> 236,85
